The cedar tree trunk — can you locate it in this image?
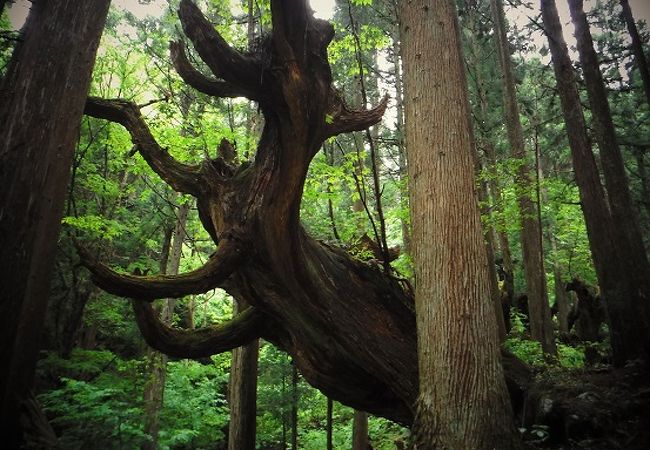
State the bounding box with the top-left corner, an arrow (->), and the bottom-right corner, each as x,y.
228,298 -> 259,450
0,0 -> 110,445
400,0 -> 521,448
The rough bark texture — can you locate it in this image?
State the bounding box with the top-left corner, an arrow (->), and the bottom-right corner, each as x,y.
0,1 -> 110,445
541,0 -> 650,364
400,0 -> 521,448
352,410 -> 369,450
568,0 -> 650,323
77,0 -> 530,426
491,0 -> 556,356
227,299 -> 259,450
620,0 -> 650,108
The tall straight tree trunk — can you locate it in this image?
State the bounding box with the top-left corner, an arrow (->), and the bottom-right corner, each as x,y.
471,45 -> 516,321
491,0 -> 556,356
535,129 -> 571,336
392,35 -> 411,254
568,0 -> 650,311
352,410 -> 369,450
227,297 -> 260,450
400,0 -> 520,447
290,361 -> 298,450
0,1 -> 110,445
143,202 -> 190,449
465,3 -> 509,341
326,398 -> 333,450
619,0 -> 650,107
634,146 -> 650,218
541,0 -> 650,364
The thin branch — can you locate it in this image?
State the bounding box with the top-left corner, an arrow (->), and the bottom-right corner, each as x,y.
133,302 -> 265,358
85,96 -> 203,195
178,0 -> 261,92
76,235 -> 247,300
170,41 -> 258,100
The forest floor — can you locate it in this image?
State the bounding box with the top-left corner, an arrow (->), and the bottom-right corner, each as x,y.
523,358 -> 650,449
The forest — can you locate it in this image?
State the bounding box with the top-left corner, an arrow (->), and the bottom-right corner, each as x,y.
1,0 -> 649,448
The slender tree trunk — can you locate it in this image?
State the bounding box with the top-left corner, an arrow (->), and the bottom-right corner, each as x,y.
352,410 -> 369,450
541,0 -> 650,364
392,35 -> 411,254
227,299 -> 260,450
536,133 -> 571,336
491,0 -> 556,356
477,160 -> 508,342
290,360 -> 298,450
634,146 -> 650,218
568,0 -> 650,311
0,1 -> 110,445
143,201 -> 190,449
326,398 -> 333,450
400,0 -> 520,447
620,0 -> 650,107
471,47 -> 516,322
465,4 -> 509,341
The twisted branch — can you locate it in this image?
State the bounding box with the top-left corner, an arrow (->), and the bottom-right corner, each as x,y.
133,302 -> 266,358
179,0 -> 261,92
85,97 -> 203,195
76,237 -> 246,300
170,41 -> 258,100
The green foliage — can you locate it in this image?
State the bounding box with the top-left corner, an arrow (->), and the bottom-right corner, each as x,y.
157,359 -> 229,448
38,350 -> 231,449
38,350 -> 148,449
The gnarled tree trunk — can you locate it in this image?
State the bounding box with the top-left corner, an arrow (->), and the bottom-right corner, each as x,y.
78,0 -> 529,426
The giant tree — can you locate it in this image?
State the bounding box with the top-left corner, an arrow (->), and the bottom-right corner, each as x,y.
400,0 -> 520,447
0,0 -> 110,445
77,0 -> 528,427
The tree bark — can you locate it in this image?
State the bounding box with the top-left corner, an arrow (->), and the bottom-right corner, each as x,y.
619,0 -> 650,108
400,0 -> 521,448
491,0 -> 556,356
0,1 -> 110,445
290,361 -> 298,450
352,410 -> 369,450
568,0 -> 650,321
326,398 -> 333,450
227,297 -> 259,450
541,0 -> 650,364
